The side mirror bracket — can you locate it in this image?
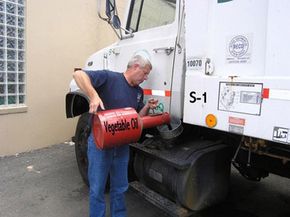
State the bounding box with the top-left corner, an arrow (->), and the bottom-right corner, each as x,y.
106,0 -> 116,19
97,0 -> 134,39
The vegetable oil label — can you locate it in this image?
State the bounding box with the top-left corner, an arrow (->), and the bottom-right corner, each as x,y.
103,118 -> 139,136
218,82 -> 262,115
226,35 -> 252,64
93,108 -> 142,149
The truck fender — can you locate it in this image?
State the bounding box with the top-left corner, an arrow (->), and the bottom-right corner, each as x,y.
65,91 -> 89,118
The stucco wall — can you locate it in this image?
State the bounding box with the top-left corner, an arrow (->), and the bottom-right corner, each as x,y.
0,0 -> 128,156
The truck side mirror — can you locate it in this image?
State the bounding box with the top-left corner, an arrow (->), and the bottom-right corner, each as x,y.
112,15 -> 121,29
106,0 -> 116,19
106,0 -> 121,29
98,0 -> 133,39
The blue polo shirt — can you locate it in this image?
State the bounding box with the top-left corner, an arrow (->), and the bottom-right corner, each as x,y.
85,70 -> 144,112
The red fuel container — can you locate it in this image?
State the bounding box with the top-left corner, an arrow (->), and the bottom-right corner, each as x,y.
92,107 -> 170,149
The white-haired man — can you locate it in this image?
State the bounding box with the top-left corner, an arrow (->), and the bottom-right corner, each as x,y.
73,52 -> 158,217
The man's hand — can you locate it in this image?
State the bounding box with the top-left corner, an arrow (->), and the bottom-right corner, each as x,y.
147,98 -> 158,110
139,98 -> 158,117
73,70 -> 105,113
89,95 -> 105,114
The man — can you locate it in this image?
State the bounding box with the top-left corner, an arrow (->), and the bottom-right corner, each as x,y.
73,52 -> 158,217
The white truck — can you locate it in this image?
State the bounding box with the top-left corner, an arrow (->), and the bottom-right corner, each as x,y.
66,0 -> 290,215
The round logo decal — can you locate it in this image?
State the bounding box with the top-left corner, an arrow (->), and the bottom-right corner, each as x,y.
229,35 -> 249,57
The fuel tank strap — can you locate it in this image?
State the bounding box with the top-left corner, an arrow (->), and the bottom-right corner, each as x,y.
130,138 -> 229,170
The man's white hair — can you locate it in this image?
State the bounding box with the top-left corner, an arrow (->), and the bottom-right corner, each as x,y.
127,50 -> 152,70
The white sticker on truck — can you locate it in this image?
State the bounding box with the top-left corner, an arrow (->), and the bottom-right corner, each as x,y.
186,57 -> 204,71
273,127 -> 290,144
218,82 -> 262,115
226,35 -> 252,64
229,125 -> 244,135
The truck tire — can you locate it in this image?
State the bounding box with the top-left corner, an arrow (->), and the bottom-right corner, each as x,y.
74,113 -> 110,190
75,113 -> 90,186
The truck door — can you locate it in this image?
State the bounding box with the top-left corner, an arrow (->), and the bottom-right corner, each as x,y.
107,0 -> 179,113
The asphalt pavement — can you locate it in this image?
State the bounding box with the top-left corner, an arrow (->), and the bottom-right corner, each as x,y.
0,143 -> 290,217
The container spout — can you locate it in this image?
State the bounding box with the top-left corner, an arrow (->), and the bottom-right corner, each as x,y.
141,113 -> 171,129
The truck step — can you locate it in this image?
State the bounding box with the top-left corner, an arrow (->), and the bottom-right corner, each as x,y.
129,181 -> 193,217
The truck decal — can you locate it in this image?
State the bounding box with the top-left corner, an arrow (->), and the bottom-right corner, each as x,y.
273,127 -> 290,144
229,116 -> 246,126
229,124 -> 244,134
226,35 -> 252,64
186,57 -> 203,71
189,91 -> 207,103
218,82 -> 262,115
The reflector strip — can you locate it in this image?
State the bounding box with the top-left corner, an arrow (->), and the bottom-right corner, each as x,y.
143,89 -> 152,95
143,89 -> 171,97
165,91 -> 171,97
263,88 -> 290,101
262,88 -> 269,99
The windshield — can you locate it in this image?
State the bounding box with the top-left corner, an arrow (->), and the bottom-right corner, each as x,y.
126,0 -> 176,32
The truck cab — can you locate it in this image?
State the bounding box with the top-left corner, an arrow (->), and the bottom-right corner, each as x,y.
66,0 -> 290,213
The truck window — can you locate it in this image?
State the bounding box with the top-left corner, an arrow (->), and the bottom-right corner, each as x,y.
126,0 -> 176,32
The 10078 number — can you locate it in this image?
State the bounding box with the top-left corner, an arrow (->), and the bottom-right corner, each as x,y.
187,59 -> 202,68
